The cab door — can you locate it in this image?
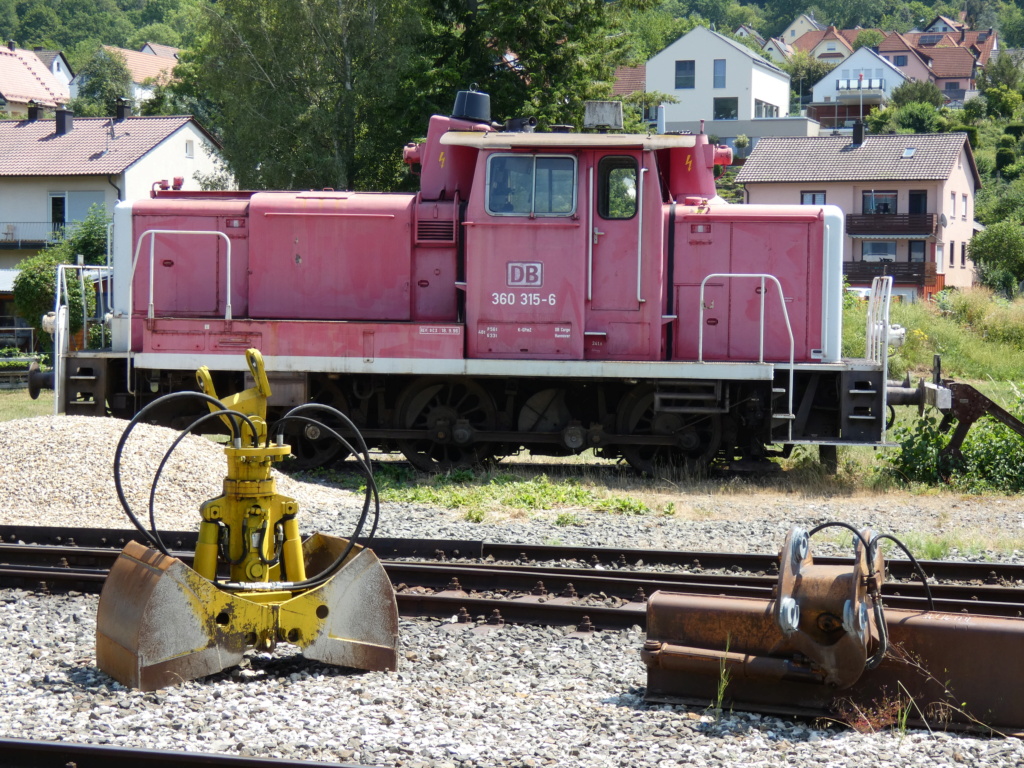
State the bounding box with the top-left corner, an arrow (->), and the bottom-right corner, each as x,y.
589,153 -> 642,311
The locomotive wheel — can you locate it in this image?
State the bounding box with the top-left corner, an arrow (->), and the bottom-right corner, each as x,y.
279,380 -> 350,471
396,378 -> 497,472
616,385 -> 722,476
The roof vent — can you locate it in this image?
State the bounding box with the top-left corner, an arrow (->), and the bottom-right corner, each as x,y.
27,101 -> 40,122
55,108 -> 73,136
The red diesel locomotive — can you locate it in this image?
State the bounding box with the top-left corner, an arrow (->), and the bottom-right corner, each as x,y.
54,90 -> 896,473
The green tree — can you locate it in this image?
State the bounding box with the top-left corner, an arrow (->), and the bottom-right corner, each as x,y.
852,29 -> 884,50
889,79 -> 944,108
998,3 -> 1024,48
12,204 -> 109,339
985,84 -> 1023,118
126,22 -> 182,51
780,50 -> 836,113
69,46 -> 134,117
968,219 -> 1024,293
0,0 -> 17,40
977,50 -> 1024,92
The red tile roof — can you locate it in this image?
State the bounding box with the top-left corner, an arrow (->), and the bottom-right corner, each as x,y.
735,133 -> 980,188
612,65 -> 645,96
924,46 -> 977,78
0,115 -> 208,176
0,47 -> 69,107
102,46 -> 176,86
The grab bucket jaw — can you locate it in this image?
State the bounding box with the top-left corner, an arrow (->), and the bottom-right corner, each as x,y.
96,533 -> 398,691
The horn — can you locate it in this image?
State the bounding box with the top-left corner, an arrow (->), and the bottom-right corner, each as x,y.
28,362 -> 54,400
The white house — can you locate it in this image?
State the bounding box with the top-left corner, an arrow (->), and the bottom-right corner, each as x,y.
71,46 -> 176,106
806,47 -> 909,129
29,47 -> 74,91
646,26 -> 816,150
0,111 -> 225,270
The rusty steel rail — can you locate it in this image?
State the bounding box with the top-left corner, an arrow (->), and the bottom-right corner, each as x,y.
3,526 -> 1023,586
4,540 -> 1024,622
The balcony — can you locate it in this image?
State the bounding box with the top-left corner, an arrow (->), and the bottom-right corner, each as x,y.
845,213 -> 937,237
844,260 -> 938,287
835,78 -> 885,102
0,221 -> 65,250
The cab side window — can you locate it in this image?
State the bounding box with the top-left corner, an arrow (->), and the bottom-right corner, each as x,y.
487,154 -> 576,216
598,156 -> 638,220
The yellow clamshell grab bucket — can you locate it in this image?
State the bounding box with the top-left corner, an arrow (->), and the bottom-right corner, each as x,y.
96,349 -> 399,691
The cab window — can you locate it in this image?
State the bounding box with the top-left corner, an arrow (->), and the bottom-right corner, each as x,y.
598,156 -> 638,219
487,154 -> 576,216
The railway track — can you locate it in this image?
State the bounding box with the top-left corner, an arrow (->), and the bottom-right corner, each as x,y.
2,526 -> 1023,625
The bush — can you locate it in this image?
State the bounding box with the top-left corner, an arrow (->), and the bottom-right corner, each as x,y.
997,147 -> 1017,171
882,389 -> 1024,492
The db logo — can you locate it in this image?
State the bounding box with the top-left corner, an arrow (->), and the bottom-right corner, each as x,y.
507,262 -> 543,287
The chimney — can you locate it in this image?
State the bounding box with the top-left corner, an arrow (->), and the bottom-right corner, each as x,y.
115,98 -> 131,122
55,108 -> 73,136
6,40 -> 15,51
27,101 -> 40,121
852,121 -> 864,146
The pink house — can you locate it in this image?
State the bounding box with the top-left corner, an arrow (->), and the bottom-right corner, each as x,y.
735,130 -> 981,302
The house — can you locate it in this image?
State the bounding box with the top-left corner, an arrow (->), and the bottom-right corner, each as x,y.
792,26 -> 859,63
806,48 -> 908,129
0,109 -> 225,271
71,46 -> 177,106
736,130 -> 981,302
0,43 -> 69,117
646,26 -> 817,151
733,25 -> 765,47
877,23 -> 997,102
29,47 -> 74,91
781,14 -> 825,43
762,37 -> 793,64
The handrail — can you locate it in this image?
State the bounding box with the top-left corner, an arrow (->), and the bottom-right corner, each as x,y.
587,166 -> 594,301
636,166 -> 647,304
865,276 -> 893,441
697,273 -> 795,438
131,229 -> 233,321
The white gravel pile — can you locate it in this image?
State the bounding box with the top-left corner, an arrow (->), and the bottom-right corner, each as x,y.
2,414 -> 1024,766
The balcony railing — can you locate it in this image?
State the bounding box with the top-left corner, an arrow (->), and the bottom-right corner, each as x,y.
836,78 -> 885,91
0,221 -> 72,249
844,260 -> 937,287
846,213 -> 937,237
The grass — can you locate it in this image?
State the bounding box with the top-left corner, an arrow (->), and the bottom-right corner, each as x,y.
0,388 -> 52,421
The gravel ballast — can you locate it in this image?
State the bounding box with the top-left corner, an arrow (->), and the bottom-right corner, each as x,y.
2,415 -> 1024,766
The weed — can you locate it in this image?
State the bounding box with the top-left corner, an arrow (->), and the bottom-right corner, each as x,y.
595,496 -> 650,515
463,508 -> 485,523
554,511 -> 583,527
662,502 -> 676,516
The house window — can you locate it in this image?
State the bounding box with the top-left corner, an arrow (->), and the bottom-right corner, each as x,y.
862,191 -> 897,214
801,191 -> 825,204
713,97 -> 738,120
894,55 -> 908,66
185,139 -> 194,159
826,43 -> 836,51
755,99 -> 778,118
597,156 -> 638,220
962,194 -> 967,220
950,192 -> 956,218
486,154 -> 577,217
949,242 -> 955,266
936,243 -> 944,267
945,81 -> 960,90
713,59 -> 726,88
961,241 -> 967,267
909,240 -> 926,262
908,190 -> 927,213
50,194 -> 66,237
863,241 -> 896,262
675,60 -> 695,89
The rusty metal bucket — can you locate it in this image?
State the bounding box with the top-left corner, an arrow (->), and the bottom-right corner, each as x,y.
96,533 -> 398,691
